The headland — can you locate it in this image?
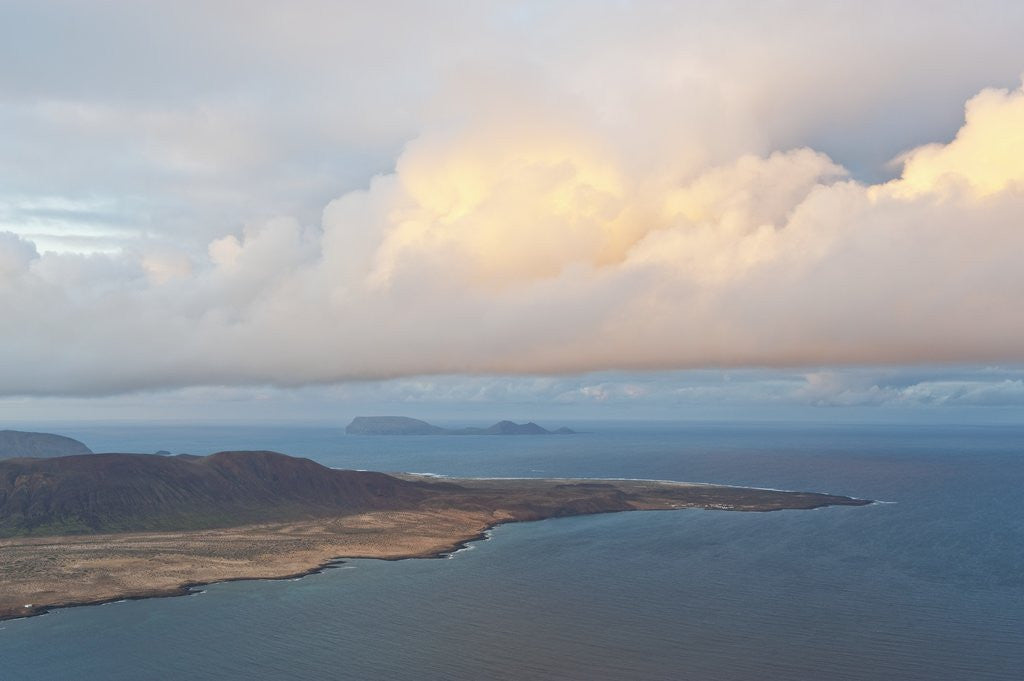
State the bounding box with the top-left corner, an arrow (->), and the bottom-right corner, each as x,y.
0,451 -> 870,621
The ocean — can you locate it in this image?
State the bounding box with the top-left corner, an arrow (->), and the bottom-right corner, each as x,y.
1,421 -> 1021,680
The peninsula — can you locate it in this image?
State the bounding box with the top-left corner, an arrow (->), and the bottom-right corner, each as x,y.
346,416 -> 575,435
0,450 -> 870,621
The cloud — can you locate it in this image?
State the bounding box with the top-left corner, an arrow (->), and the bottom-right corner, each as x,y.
0,78 -> 1022,395
2,4 -> 1024,396
0,231 -> 37,280
5,2 -> 1024,247
795,368 -> 1024,408
890,84 -> 1024,197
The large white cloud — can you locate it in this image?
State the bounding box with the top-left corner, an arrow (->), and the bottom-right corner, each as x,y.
1,77 -> 1023,395
2,2 -> 1024,396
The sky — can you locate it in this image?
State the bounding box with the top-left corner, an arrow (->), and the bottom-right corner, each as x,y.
2,1 -> 1024,424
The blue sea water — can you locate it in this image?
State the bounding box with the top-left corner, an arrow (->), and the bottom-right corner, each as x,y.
1,421 -> 1022,680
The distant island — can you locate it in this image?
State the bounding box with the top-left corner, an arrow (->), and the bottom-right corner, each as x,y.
346,416 -> 575,436
0,447 -> 870,621
0,429 -> 93,459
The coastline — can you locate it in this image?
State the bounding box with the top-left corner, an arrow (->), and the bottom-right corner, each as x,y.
0,519 -> 499,623
0,475 -> 871,623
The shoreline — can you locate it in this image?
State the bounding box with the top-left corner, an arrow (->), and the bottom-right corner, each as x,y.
0,504 -> 854,624
395,472 -> 873,499
0,475 -> 871,624
1,523 -> 500,623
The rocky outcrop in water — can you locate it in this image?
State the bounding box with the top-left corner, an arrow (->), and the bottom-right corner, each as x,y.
346,416 -> 575,435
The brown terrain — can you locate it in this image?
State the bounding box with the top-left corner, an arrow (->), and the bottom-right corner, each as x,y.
0,451 -> 871,621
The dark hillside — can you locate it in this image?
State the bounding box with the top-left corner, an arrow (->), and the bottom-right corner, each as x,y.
0,451 -> 425,536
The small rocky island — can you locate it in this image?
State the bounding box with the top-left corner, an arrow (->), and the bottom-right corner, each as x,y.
0,448 -> 871,621
346,416 -> 575,435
